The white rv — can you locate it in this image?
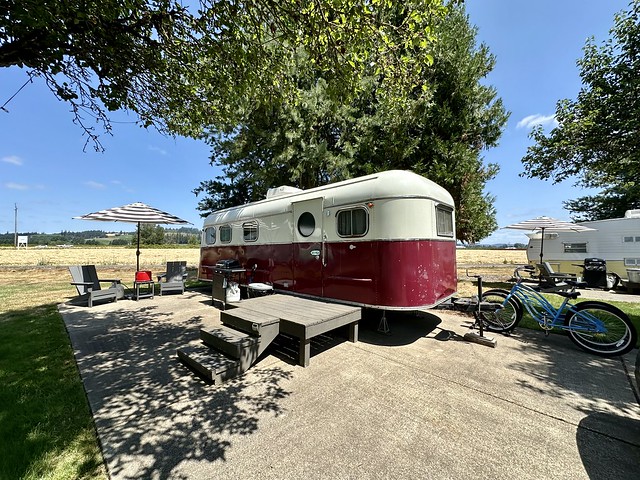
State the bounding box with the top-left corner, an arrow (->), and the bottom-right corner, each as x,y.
526,210 -> 640,280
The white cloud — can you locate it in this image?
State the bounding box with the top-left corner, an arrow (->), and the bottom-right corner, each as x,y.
5,182 -> 29,190
1,155 -> 23,166
516,114 -> 558,130
85,181 -> 106,189
148,145 -> 168,155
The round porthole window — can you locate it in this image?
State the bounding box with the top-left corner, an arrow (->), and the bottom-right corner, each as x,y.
298,212 -> 316,237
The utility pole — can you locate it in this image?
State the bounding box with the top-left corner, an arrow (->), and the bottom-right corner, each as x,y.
14,203 -> 17,248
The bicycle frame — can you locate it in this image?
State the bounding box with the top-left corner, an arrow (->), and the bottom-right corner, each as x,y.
502,281 -> 609,335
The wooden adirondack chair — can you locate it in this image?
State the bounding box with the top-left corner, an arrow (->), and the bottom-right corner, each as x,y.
537,262 -> 577,292
156,261 -> 187,295
69,265 -> 121,307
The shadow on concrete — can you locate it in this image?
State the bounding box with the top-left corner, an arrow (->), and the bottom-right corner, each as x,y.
359,309 -> 442,347
61,297 -> 293,479
576,411 -> 640,479
502,327 -> 640,417
268,332 -> 348,366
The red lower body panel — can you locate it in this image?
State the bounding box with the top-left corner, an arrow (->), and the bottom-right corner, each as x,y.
199,239 -> 456,309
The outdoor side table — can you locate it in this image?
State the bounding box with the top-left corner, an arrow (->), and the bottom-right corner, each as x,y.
134,280 -> 154,300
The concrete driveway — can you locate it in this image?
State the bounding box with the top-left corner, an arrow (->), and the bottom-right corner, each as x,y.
59,291 -> 640,480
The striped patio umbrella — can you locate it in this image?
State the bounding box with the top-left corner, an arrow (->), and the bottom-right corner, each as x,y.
74,202 -> 191,271
504,216 -> 596,264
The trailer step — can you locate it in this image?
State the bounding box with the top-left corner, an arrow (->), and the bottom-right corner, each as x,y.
220,308 -> 280,335
177,344 -> 240,384
200,326 -> 263,371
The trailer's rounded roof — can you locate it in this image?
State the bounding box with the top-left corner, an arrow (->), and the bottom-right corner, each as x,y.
203,170 -> 454,224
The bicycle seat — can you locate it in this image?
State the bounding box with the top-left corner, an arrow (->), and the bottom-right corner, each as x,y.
556,290 -> 581,300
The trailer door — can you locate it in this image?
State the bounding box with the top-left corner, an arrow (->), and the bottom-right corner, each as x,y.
292,198 -> 324,296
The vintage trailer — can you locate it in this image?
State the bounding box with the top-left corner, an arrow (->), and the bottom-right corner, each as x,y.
525,210 -> 640,280
198,170 -> 457,309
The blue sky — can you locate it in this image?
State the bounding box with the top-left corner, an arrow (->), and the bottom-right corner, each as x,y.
0,0 -> 629,241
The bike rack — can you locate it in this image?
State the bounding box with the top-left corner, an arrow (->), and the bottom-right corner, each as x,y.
464,275 -> 498,348
446,272 -> 498,348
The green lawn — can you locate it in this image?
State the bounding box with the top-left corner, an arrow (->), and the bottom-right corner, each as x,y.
0,305 -> 106,480
0,270 -> 207,480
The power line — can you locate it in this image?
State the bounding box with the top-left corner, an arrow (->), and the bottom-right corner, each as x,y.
1,73 -> 34,113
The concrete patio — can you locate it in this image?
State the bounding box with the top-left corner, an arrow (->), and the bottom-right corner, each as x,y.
59,291 -> 640,480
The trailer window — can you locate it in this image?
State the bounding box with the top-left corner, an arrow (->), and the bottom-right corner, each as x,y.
297,212 -> 316,237
435,205 -> 454,238
563,243 -> 587,253
243,222 -> 258,242
623,236 -> 640,243
624,258 -> 640,266
337,208 -> 368,237
220,225 -> 232,243
204,227 -> 216,245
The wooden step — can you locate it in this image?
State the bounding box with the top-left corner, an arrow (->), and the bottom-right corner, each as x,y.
177,344 -> 240,384
200,326 -> 259,360
221,308 -> 280,335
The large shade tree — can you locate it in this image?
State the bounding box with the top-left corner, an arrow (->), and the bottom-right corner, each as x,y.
521,0 -> 640,221
194,5 -> 508,243
1,0 -> 448,150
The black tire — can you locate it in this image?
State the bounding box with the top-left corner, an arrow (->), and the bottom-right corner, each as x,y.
564,301 -> 637,356
475,289 -> 523,333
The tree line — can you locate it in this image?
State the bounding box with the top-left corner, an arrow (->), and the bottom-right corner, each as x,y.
0,227 -> 200,246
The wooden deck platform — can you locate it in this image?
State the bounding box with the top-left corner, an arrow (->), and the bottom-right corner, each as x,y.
230,294 -> 361,367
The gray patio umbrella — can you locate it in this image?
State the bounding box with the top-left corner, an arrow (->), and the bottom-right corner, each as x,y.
74,202 -> 191,271
504,216 -> 596,264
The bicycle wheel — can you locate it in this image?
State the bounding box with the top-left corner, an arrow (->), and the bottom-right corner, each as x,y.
564,301 -> 637,356
475,289 -> 523,333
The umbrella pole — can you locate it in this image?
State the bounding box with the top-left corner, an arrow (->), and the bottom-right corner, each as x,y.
136,222 -> 141,272
539,227 -> 545,265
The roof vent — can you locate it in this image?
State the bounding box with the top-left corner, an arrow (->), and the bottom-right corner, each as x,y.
266,185 -> 303,199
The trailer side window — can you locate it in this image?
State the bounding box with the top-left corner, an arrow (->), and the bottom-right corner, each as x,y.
243,222 -> 258,242
336,208 -> 368,237
298,212 -> 316,237
204,227 -> 216,245
220,225 -> 232,243
435,205 -> 454,238
563,243 -> 587,253
624,258 -> 640,266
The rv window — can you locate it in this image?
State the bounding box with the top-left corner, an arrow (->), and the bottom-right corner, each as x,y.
204,227 -> 216,245
220,225 -> 232,243
435,205 -> 454,238
563,243 -> 587,253
243,222 -> 258,242
337,208 -> 368,237
624,258 -> 640,266
624,236 -> 634,243
298,212 -> 316,237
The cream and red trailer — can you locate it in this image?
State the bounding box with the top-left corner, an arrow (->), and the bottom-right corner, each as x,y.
198,170 -> 457,310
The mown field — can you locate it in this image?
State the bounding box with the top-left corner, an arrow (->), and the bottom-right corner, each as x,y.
0,246 -> 525,310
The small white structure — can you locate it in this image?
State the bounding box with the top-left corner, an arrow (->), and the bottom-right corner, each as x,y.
16,235 -> 28,249
525,210 -> 640,279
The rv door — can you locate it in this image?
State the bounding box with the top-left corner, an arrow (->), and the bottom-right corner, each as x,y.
292,198 -> 324,296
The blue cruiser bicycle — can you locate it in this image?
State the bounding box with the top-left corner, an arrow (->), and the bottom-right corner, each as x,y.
475,266 -> 638,357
